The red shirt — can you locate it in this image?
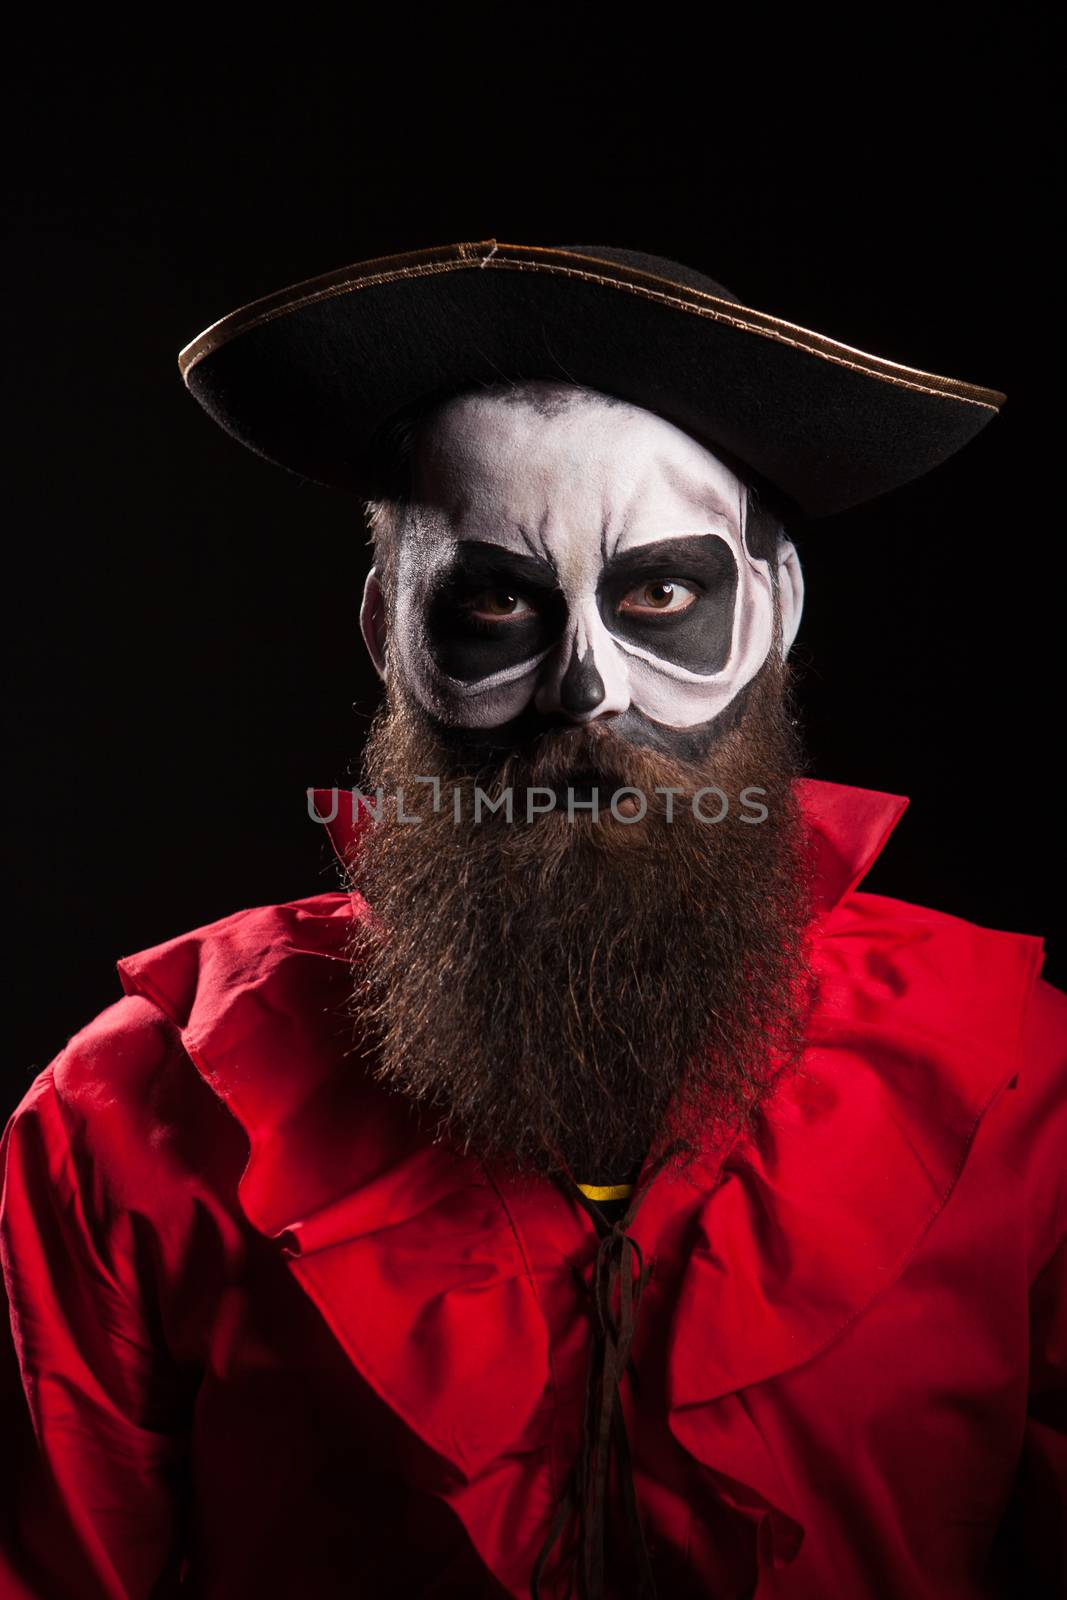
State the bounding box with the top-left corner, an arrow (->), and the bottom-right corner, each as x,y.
2,778 -> 1064,1598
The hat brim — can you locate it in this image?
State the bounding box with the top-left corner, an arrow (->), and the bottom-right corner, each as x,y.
179,240 -> 1005,519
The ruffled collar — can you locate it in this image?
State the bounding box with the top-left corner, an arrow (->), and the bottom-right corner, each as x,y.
116,777 -> 1044,1592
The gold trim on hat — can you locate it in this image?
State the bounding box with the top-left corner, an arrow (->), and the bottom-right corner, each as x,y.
178,239 -> 1005,412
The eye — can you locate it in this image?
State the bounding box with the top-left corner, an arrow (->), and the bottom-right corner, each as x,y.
465,588 -> 538,622
617,580 -> 698,617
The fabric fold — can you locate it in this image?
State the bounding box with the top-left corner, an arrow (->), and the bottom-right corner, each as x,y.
663,880 -> 1044,1580
112,775 -> 1047,1596
118,895 -> 552,1485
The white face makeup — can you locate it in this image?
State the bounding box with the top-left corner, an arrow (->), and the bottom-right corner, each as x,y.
361,382 -> 803,755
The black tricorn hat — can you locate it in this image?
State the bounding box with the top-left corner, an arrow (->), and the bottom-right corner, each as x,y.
178,239 -> 1005,520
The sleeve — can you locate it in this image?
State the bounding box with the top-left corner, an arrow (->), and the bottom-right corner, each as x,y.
987,978 -> 1067,1598
1023,1235 -> 1067,1590
1,1067 -> 190,1599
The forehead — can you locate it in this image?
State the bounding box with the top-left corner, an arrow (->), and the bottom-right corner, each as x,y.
406,384 -> 744,555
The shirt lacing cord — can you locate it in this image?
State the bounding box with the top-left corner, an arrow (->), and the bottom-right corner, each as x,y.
530,1139 -> 689,1600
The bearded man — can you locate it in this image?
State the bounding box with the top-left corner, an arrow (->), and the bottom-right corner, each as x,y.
2,242 -> 1064,1600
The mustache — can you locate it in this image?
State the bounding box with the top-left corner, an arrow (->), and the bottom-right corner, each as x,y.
489,720 -> 729,819
496,717 -> 707,795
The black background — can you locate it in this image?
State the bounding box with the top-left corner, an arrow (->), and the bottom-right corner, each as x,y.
4,16 -> 1062,1114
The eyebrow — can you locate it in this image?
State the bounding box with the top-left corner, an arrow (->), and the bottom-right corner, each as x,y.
442,532 -> 734,593
603,533 -> 736,583
445,540 -> 559,589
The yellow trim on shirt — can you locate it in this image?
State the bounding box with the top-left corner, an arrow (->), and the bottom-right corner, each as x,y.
576,1182 -> 634,1202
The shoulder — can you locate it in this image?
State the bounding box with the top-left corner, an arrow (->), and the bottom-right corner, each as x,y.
114,891 -> 358,1030
822,887 -> 1049,1034
1020,970 -> 1067,1057
4,892 -> 356,1220
990,974 -> 1067,1277
853,885 -> 1063,1030
824,888 -> 1066,1274
2,997 -> 243,1247
5,991 -> 187,1152
825,885 -> 1064,1094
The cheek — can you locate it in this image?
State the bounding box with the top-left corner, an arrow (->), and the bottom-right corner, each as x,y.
392,590 -> 548,729
621,568 -> 777,730
623,657 -> 744,727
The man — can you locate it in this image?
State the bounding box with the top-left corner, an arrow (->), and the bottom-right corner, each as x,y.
2,241 -> 1064,1598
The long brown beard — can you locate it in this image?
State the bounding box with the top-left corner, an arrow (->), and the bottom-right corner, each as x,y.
345,654 -> 819,1187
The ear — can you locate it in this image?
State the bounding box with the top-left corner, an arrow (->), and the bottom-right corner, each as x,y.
776,537 -> 804,656
360,566 -> 389,681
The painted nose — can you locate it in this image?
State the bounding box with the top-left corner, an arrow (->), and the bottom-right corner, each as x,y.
535,620 -> 631,723
560,644 -> 606,715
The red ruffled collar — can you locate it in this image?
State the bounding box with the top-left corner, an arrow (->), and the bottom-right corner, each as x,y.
116,778 -> 1045,1592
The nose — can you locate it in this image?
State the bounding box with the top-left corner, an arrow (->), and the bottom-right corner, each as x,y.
534,607 -> 631,723
560,644 -> 606,716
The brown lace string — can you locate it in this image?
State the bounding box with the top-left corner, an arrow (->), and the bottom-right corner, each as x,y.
530,1139 -> 688,1600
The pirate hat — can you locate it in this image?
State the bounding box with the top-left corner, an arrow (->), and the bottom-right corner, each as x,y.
178,240 -> 1005,519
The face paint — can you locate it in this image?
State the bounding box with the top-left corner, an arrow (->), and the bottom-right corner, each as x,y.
371,383 -> 803,760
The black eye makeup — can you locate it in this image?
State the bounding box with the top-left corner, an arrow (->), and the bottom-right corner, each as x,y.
425,542 -> 565,682
599,534 -> 738,674
422,533 -> 739,684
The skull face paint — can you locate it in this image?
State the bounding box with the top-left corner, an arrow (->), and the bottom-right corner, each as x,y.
361,382 -> 804,760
